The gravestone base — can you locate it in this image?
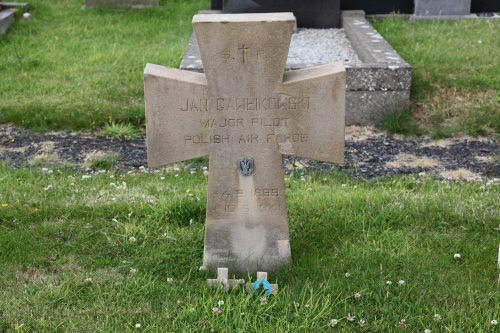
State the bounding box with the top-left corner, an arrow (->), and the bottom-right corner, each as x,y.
0,9 -> 16,35
181,10 -> 411,126
84,0 -> 159,9
414,0 -> 471,16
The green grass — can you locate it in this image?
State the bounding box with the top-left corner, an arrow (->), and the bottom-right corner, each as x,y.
1,4 -> 499,137
373,17 -> 500,138
100,122 -> 142,140
0,164 -> 498,331
0,0 -> 208,131
83,151 -> 123,170
379,109 -> 424,136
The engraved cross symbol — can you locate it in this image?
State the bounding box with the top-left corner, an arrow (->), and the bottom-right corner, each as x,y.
145,13 -> 346,274
238,44 -> 249,63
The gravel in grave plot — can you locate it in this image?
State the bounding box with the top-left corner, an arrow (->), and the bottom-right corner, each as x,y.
0,125 -> 498,180
286,28 -> 362,68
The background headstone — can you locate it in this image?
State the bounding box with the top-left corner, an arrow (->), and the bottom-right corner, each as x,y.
222,0 -> 341,28
414,0 -> 471,16
211,0 -> 222,10
341,0 -> 414,14
85,0 -> 158,8
471,0 -> 500,12
216,1 -> 500,15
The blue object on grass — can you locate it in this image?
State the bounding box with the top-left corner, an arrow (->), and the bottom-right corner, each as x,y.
252,279 -> 272,296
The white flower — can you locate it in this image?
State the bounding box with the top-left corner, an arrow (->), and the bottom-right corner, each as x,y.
341,184 -> 347,188
434,313 -> 442,321
203,170 -> 209,176
398,280 -> 406,286
130,268 -> 137,274
345,272 -> 351,278
304,303 -> 310,308
386,280 -> 392,285
166,277 -> 173,283
424,329 -> 432,333
329,319 -> 338,327
160,176 -> 165,180
84,278 -> 92,283
347,314 -> 355,322
354,292 -> 362,301
454,253 -> 461,259
294,302 -> 300,307
359,319 -> 366,327
218,300 -> 224,306
135,323 -> 141,329
129,236 -> 137,242
212,307 -> 222,315
260,297 -> 268,305
491,320 -> 498,325
82,175 -> 91,179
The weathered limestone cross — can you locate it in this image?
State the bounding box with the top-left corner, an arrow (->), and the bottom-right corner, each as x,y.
145,13 -> 345,274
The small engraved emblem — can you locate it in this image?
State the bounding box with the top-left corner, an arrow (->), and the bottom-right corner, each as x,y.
237,157 -> 254,176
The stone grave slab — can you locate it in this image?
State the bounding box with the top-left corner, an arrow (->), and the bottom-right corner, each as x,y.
84,0 -> 158,9
145,13 -> 346,273
223,0 -> 341,28
181,11 -> 412,126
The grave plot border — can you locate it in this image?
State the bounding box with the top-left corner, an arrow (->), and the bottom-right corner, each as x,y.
180,10 -> 411,126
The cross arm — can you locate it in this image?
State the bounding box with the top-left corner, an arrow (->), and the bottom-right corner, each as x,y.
277,63 -> 346,164
144,64 -> 209,167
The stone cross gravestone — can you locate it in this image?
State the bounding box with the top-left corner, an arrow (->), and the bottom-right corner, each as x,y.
145,13 -> 345,273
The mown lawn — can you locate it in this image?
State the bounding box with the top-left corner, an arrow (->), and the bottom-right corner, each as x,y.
0,164 -> 498,332
1,1 -> 499,137
0,0 -> 208,131
373,17 -> 500,138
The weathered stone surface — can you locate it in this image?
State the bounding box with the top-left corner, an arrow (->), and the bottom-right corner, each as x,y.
346,90 -> 410,125
0,9 -> 16,35
222,0 -> 341,28
145,13 -> 346,273
84,0 -> 158,8
414,0 -> 471,16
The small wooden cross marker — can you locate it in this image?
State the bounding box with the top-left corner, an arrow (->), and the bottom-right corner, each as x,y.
207,267 -> 245,291
145,13 -> 345,274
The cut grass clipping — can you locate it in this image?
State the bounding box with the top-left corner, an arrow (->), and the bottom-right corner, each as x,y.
0,165 -> 498,331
